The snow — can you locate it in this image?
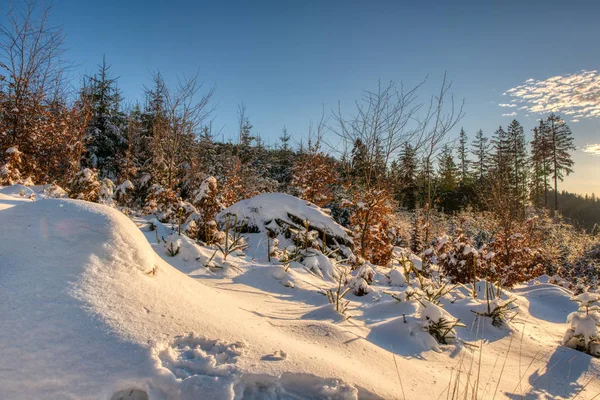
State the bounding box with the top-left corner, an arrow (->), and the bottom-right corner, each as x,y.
0,191 -> 390,399
0,184 -> 35,198
1,186 -> 600,399
565,312 -> 600,346
572,292 -> 600,306
217,193 -> 351,245
387,268 -> 407,286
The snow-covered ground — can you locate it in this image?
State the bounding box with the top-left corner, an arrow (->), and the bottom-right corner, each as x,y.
1,187 -> 599,399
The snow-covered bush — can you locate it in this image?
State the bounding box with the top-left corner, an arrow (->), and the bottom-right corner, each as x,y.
68,168 -> 100,202
386,268 -> 407,287
438,221 -> 490,284
43,183 -> 68,198
290,220 -> 321,250
570,242 -> 600,287
98,178 -> 116,205
301,248 -> 341,281
143,184 -> 180,222
0,147 -> 23,185
472,283 -> 518,327
114,179 -> 135,208
355,263 -> 376,284
419,300 -> 465,344
562,292 -> 600,357
347,276 -> 372,296
185,176 -> 224,244
215,214 -> 248,261
393,248 -> 425,285
217,193 -> 352,249
420,279 -> 455,306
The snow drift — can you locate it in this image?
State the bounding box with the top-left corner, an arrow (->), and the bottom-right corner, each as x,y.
0,195 -> 395,399
2,189 -> 600,399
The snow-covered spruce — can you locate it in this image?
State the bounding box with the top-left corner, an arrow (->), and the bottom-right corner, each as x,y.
563,292 -> 600,356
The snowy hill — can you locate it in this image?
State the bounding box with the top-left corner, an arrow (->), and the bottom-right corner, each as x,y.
1,188 -> 599,399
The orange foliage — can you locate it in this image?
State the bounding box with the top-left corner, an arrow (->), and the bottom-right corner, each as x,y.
345,188 -> 395,265
292,152 -> 338,207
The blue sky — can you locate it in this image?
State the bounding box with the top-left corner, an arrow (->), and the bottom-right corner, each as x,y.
44,0 -> 600,195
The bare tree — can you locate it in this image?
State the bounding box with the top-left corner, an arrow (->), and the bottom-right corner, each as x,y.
332,74 -> 464,246
332,80 -> 424,189
0,0 -> 89,184
145,71 -> 215,189
416,73 -> 464,243
418,73 -> 464,208
0,0 -> 67,146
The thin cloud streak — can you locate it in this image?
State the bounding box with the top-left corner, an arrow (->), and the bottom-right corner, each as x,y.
501,70 -> 600,121
583,144 -> 600,156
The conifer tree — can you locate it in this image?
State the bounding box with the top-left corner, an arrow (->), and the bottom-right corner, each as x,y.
273,127 -> 294,193
545,114 -> 576,212
69,168 -> 101,202
491,125 -> 510,173
438,144 -> 458,192
530,124 -> 551,207
457,128 -> 470,184
196,124 -> 219,177
350,139 -> 369,186
491,125 -> 522,218
81,57 -> 127,179
410,210 -> 424,254
437,144 -> 459,212
393,143 -> 418,209
506,119 -> 529,216
471,129 -> 490,183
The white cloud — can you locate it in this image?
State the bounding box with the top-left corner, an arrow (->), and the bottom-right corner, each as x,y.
502,112 -> 518,117
501,70 -> 600,119
583,144 -> 600,156
498,103 -> 516,108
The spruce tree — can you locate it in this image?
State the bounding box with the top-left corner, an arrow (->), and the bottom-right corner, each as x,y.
437,144 -> 459,212
471,129 -> 490,183
438,144 -> 458,193
545,114 -> 576,212
81,57 -> 127,180
140,77 -> 169,190
506,119 -> 529,216
530,124 -> 550,207
394,143 -> 418,209
457,128 -> 470,184
350,139 -> 369,186
273,127 -> 294,193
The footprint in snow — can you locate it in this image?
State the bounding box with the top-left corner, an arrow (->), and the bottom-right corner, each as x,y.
156,333 -> 246,380
261,349 -> 287,361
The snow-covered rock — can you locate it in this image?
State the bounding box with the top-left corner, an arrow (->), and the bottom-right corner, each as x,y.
217,193 -> 352,247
